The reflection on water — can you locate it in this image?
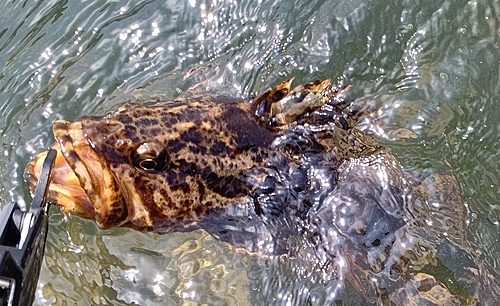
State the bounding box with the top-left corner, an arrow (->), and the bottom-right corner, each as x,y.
0,0 -> 499,305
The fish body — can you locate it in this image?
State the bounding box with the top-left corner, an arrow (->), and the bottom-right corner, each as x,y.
25,79 -> 486,305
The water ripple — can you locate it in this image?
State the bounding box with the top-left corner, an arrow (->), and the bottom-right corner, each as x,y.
0,0 -> 499,305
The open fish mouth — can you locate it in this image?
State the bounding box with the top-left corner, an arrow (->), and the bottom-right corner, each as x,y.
24,120 -> 127,228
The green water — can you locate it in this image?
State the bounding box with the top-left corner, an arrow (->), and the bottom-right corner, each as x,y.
0,0 -> 499,305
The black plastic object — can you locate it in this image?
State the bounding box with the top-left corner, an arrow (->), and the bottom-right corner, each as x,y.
0,148 -> 56,306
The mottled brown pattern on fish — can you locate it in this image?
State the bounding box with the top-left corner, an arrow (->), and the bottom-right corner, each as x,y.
73,98 -> 275,229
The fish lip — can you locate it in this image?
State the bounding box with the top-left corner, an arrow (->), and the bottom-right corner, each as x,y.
24,141 -> 96,220
51,119 -> 129,228
52,119 -> 97,204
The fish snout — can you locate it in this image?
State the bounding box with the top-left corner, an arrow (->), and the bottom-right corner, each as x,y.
24,120 -> 129,228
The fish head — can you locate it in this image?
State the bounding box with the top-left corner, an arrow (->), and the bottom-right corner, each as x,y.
25,99 -> 275,231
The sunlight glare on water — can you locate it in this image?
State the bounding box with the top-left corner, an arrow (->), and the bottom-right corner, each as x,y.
0,0 -> 499,305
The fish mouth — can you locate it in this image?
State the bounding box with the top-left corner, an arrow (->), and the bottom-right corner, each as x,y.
25,145 -> 95,219
24,120 -> 127,228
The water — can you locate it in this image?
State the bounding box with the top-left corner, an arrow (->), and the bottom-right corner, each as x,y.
0,0 -> 499,304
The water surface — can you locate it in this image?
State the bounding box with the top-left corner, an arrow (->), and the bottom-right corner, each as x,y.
0,0 -> 499,305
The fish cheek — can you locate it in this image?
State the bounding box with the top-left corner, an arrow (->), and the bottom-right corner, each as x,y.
93,162 -> 130,228
131,174 -> 169,224
97,192 -> 128,228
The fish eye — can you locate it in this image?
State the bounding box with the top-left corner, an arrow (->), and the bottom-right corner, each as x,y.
138,159 -> 158,170
132,142 -> 169,173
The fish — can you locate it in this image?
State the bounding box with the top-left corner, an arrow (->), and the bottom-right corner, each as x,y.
25,78 -> 489,305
